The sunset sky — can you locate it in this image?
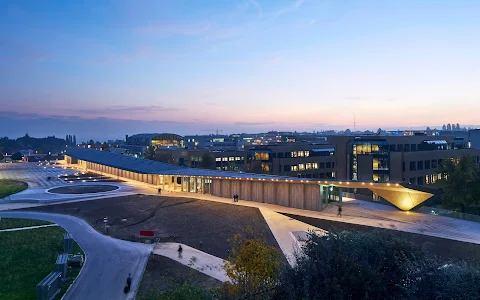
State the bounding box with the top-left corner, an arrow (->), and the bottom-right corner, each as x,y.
1,0 -> 479,139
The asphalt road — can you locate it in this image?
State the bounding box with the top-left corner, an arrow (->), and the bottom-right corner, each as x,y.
0,211 -> 153,300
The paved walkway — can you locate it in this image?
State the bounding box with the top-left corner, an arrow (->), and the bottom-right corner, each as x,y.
0,211 -> 153,300
259,208 -> 326,266
153,243 -> 230,283
0,223 -> 58,232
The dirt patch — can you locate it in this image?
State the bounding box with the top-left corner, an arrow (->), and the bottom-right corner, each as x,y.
27,195 -> 282,260
136,255 -> 222,299
48,185 -> 119,194
283,213 -> 480,263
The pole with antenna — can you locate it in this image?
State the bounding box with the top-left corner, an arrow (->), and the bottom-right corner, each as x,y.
353,113 -> 356,132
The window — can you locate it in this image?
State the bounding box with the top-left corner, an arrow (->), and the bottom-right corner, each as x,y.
432,160 -> 437,168
326,162 -> 332,168
425,160 -> 430,169
332,162 -> 335,168
306,163 -> 312,170
299,151 -> 304,157
409,177 -> 415,184
404,144 -> 410,151
319,173 -> 325,178
291,152 -> 297,158
305,151 -> 310,157
425,175 -> 430,184
284,165 -> 291,172
411,144 -> 417,151
313,162 -> 319,169
216,158 -> 221,161
389,144 -> 396,151
254,152 -> 269,160
222,157 -> 228,161
229,157 -> 235,161
417,161 -> 423,170
320,162 -> 325,168
291,165 -> 298,171
278,152 -> 284,158
417,176 -> 424,185
299,164 -> 305,171
235,157 -> 241,161
402,162 -> 405,171
410,162 -> 416,171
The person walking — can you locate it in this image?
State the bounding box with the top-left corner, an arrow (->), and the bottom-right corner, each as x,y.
178,244 -> 183,259
337,205 -> 342,217
158,188 -> 161,195
235,194 -> 239,202
233,194 -> 236,202
124,273 -> 132,293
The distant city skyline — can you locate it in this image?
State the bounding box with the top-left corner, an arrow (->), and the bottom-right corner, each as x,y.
1,0 -> 480,137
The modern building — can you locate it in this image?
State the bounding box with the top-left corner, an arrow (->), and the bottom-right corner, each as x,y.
327,135 -> 480,186
151,133 -> 183,148
65,147 -> 436,211
245,143 -> 336,178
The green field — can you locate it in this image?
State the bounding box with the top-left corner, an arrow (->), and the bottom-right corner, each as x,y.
0,226 -> 83,300
0,218 -> 53,230
0,179 -> 28,198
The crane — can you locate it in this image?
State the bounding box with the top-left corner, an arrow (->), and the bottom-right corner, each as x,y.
201,128 -> 223,135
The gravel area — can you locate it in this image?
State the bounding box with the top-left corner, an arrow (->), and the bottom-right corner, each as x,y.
48,185 -> 119,194
136,255 -> 222,299
284,213 -> 480,262
27,194 -> 281,260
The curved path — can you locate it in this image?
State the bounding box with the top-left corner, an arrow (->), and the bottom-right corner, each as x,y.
0,211 -> 152,300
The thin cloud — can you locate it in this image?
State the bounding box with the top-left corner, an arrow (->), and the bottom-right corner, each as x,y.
76,105 -> 179,114
248,0 -> 263,18
135,22 -> 212,37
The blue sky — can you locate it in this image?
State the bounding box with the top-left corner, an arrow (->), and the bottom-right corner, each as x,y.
1,0 -> 480,139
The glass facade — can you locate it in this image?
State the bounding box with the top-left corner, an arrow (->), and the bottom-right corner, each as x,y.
351,139 -> 390,181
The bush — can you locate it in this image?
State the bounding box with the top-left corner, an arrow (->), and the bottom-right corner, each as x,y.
275,229 -> 480,300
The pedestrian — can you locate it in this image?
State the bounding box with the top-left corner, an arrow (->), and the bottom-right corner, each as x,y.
233,194 -> 236,202
158,188 -> 161,195
178,244 -> 183,259
124,273 -> 132,294
337,205 -> 342,217
235,194 -> 239,202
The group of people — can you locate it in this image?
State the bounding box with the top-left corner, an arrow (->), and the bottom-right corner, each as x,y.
233,194 -> 239,202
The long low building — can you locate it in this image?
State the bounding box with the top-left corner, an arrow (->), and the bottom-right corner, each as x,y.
65,148 -> 435,211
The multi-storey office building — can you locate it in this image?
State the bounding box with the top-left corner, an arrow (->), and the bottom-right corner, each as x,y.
245,143 -> 336,178
328,135 -> 480,186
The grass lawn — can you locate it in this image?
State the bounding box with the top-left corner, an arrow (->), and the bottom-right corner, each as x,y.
0,226 -> 83,300
0,179 -> 28,198
0,218 -> 53,230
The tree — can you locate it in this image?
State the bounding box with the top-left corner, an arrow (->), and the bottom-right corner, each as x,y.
223,227 -> 281,299
0,153 -> 3,162
144,146 -> 156,160
277,229 -> 480,300
11,152 -> 23,161
73,135 -> 77,146
200,152 -> 216,170
437,155 -> 480,214
101,142 -> 109,151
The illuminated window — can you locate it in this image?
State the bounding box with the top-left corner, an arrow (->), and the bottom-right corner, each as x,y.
235,157 -> 241,161
292,165 -> 298,171
254,152 -> 270,160
222,157 -> 228,161
229,157 -> 235,161
216,158 -> 221,161
299,151 -> 304,157
306,163 -> 312,170
425,175 -> 430,184
299,164 -> 305,170
313,163 -> 319,169
305,151 -> 310,157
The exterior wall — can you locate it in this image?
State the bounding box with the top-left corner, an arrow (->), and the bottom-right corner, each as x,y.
240,180 -> 252,200
221,180 -> 231,198
289,183 -> 304,209
251,181 -> 263,202
263,182 -> 276,204
304,184 -> 320,211
357,155 -> 374,181
276,183 -> 289,207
